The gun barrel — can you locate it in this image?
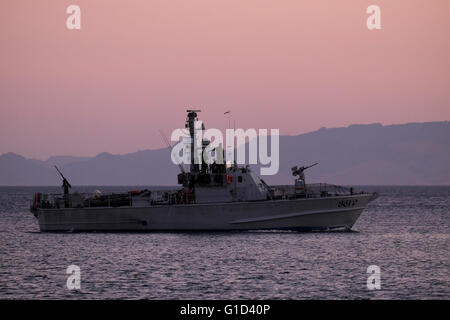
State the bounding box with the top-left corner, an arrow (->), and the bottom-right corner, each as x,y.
54,165 -> 67,181
303,162 -> 319,170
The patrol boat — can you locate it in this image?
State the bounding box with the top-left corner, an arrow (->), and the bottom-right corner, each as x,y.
30,110 -> 378,232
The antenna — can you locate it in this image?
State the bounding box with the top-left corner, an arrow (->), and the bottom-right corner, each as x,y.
233,119 -> 237,167
224,110 -> 233,168
224,110 -> 231,130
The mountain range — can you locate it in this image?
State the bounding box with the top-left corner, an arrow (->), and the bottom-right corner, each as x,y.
1,121 -> 449,186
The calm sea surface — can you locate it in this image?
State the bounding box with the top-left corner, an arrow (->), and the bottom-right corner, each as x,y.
0,186 -> 448,299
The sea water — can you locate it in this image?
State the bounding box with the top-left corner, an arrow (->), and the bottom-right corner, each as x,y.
0,186 -> 448,299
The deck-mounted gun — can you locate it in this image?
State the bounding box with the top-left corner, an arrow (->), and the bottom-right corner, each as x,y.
291,162 -> 318,178
291,162 -> 319,180
291,163 -> 318,196
54,165 -> 72,195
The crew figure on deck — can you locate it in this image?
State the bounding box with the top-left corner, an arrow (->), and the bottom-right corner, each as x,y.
62,177 -> 71,195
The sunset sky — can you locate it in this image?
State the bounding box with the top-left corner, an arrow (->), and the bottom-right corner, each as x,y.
1,0 -> 449,159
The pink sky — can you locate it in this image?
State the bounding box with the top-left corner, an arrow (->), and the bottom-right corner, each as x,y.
1,0 -> 449,159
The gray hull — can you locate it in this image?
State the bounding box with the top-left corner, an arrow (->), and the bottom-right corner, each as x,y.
35,193 -> 376,232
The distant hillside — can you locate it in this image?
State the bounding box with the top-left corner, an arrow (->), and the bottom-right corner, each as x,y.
264,121 -> 450,185
0,121 -> 449,186
29,155 -> 90,169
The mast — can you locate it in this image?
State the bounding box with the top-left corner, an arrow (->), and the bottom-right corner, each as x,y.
186,109 -> 201,173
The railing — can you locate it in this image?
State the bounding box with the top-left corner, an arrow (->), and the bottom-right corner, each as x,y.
269,183 -> 353,199
32,189 -> 182,209
31,184 -> 360,210
306,183 -> 352,196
